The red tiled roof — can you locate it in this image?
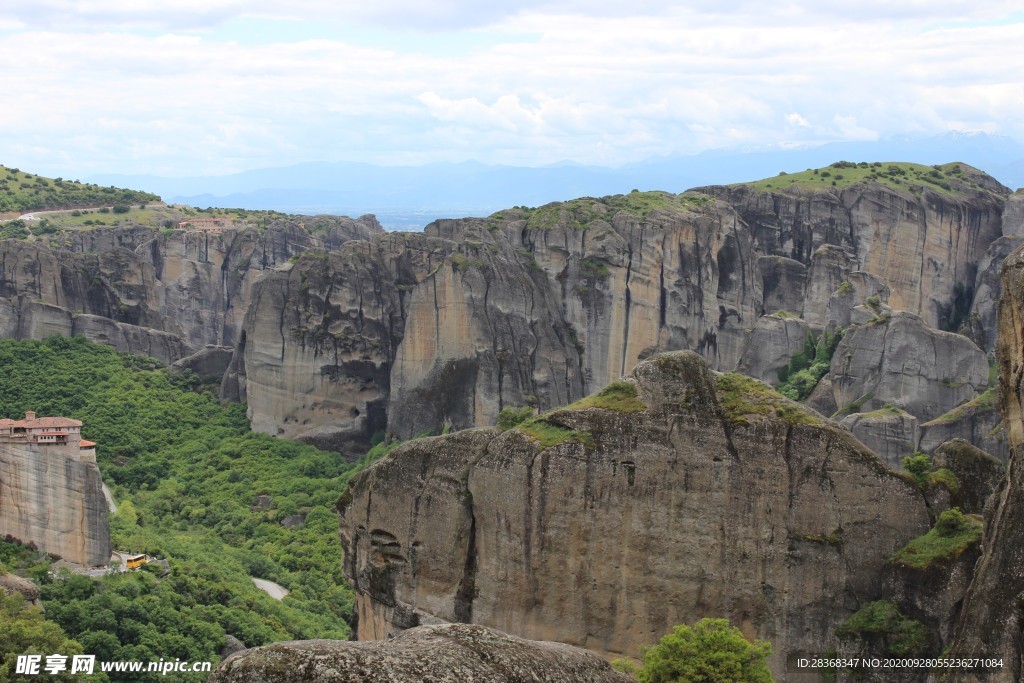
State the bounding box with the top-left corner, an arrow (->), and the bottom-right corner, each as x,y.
80,440 -> 96,448
13,416 -> 82,429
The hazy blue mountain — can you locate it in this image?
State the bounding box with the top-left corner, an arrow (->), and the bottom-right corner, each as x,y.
89,132 -> 1024,230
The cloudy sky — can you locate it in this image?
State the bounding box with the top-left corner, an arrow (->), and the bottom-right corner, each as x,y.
1,1 -> 1022,178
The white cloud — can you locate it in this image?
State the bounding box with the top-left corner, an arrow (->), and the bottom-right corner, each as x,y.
0,2 -> 1021,175
786,113 -> 811,128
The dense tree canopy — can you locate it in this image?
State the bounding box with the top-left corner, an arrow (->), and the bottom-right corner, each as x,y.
0,336 -> 398,681
621,618 -> 774,683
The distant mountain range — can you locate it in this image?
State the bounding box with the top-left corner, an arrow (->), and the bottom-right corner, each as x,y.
89,132 -> 1024,230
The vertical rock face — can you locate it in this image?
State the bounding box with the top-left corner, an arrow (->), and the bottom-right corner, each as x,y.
735,314 -> 811,384
339,352 -> 930,676
917,394 -> 1008,462
699,170 -> 1007,330
803,245 -> 854,328
223,236 -> 411,452
840,409 -> 919,469
824,271 -> 889,331
999,192 -> 1024,238
759,255 -> 807,316
0,218 -> 380,364
0,168 -> 1012,453
230,171 -> 1009,446
0,440 -> 110,567
506,200 -> 763,388
930,439 -> 1005,516
970,235 -> 1024,352
827,312 -> 989,421
236,198 -> 764,448
949,245 -> 1024,681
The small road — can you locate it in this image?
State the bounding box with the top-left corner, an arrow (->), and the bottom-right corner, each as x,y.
252,577 -> 289,600
18,206 -> 119,221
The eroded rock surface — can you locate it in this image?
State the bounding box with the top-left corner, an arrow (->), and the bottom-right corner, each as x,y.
0,440 -> 110,567
339,351 -> 930,677
1,169 -> 1013,457
827,312 -> 989,422
969,234 -> 1024,352
918,392 -> 1008,462
840,408 -> 919,469
209,623 -> 632,683
949,246 -> 1024,681
735,314 -> 810,384
698,168 -> 1007,330
0,218 -> 379,364
930,439 -> 1005,516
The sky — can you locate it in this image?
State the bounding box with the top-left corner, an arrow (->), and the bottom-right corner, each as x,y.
1,1 -> 1022,178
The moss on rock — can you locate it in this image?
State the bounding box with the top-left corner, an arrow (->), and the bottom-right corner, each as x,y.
715,372 -> 823,426
568,380 -> 646,413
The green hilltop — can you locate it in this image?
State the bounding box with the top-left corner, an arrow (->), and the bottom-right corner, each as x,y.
734,161 -> 1002,198
491,190 -> 715,230
0,164 -> 159,215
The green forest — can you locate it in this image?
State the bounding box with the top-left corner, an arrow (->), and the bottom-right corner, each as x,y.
0,336 -> 397,682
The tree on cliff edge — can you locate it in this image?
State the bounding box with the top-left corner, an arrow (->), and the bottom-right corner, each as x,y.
618,617 -> 773,683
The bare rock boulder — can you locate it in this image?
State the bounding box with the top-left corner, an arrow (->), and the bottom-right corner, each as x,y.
828,312 -> 988,423
734,313 -> 810,384
840,407 -> 918,469
917,389 -> 1008,461
209,623 -> 632,683
0,572 -> 41,607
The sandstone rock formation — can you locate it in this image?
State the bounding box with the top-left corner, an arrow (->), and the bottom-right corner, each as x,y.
229,171 -> 1009,452
826,312 -> 989,423
999,191 -> 1024,238
948,245 -> 1024,681
2,167 -> 1014,458
231,196 -> 766,450
885,538 -> 982,656
339,351 -> 930,677
917,391 -> 1008,462
735,313 -> 810,384
930,439 -> 1005,516
169,345 -> 234,380
758,254 -> 806,316
824,271 -> 889,331
0,571 -> 41,607
209,623 -> 632,683
698,166 -> 1007,331
840,408 -> 919,469
0,438 -> 110,567
970,234 -> 1024,352
0,218 -> 380,364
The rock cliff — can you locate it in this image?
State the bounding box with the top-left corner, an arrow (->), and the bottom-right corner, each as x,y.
230,169 -> 1010,450
697,165 -> 1007,331
209,623 -> 632,683
826,312 -> 989,423
0,218 -> 380,364
948,245 -> 1024,681
231,196 -> 767,450
338,351 -> 930,676
0,439 -> 110,567
1,166 -> 1015,459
